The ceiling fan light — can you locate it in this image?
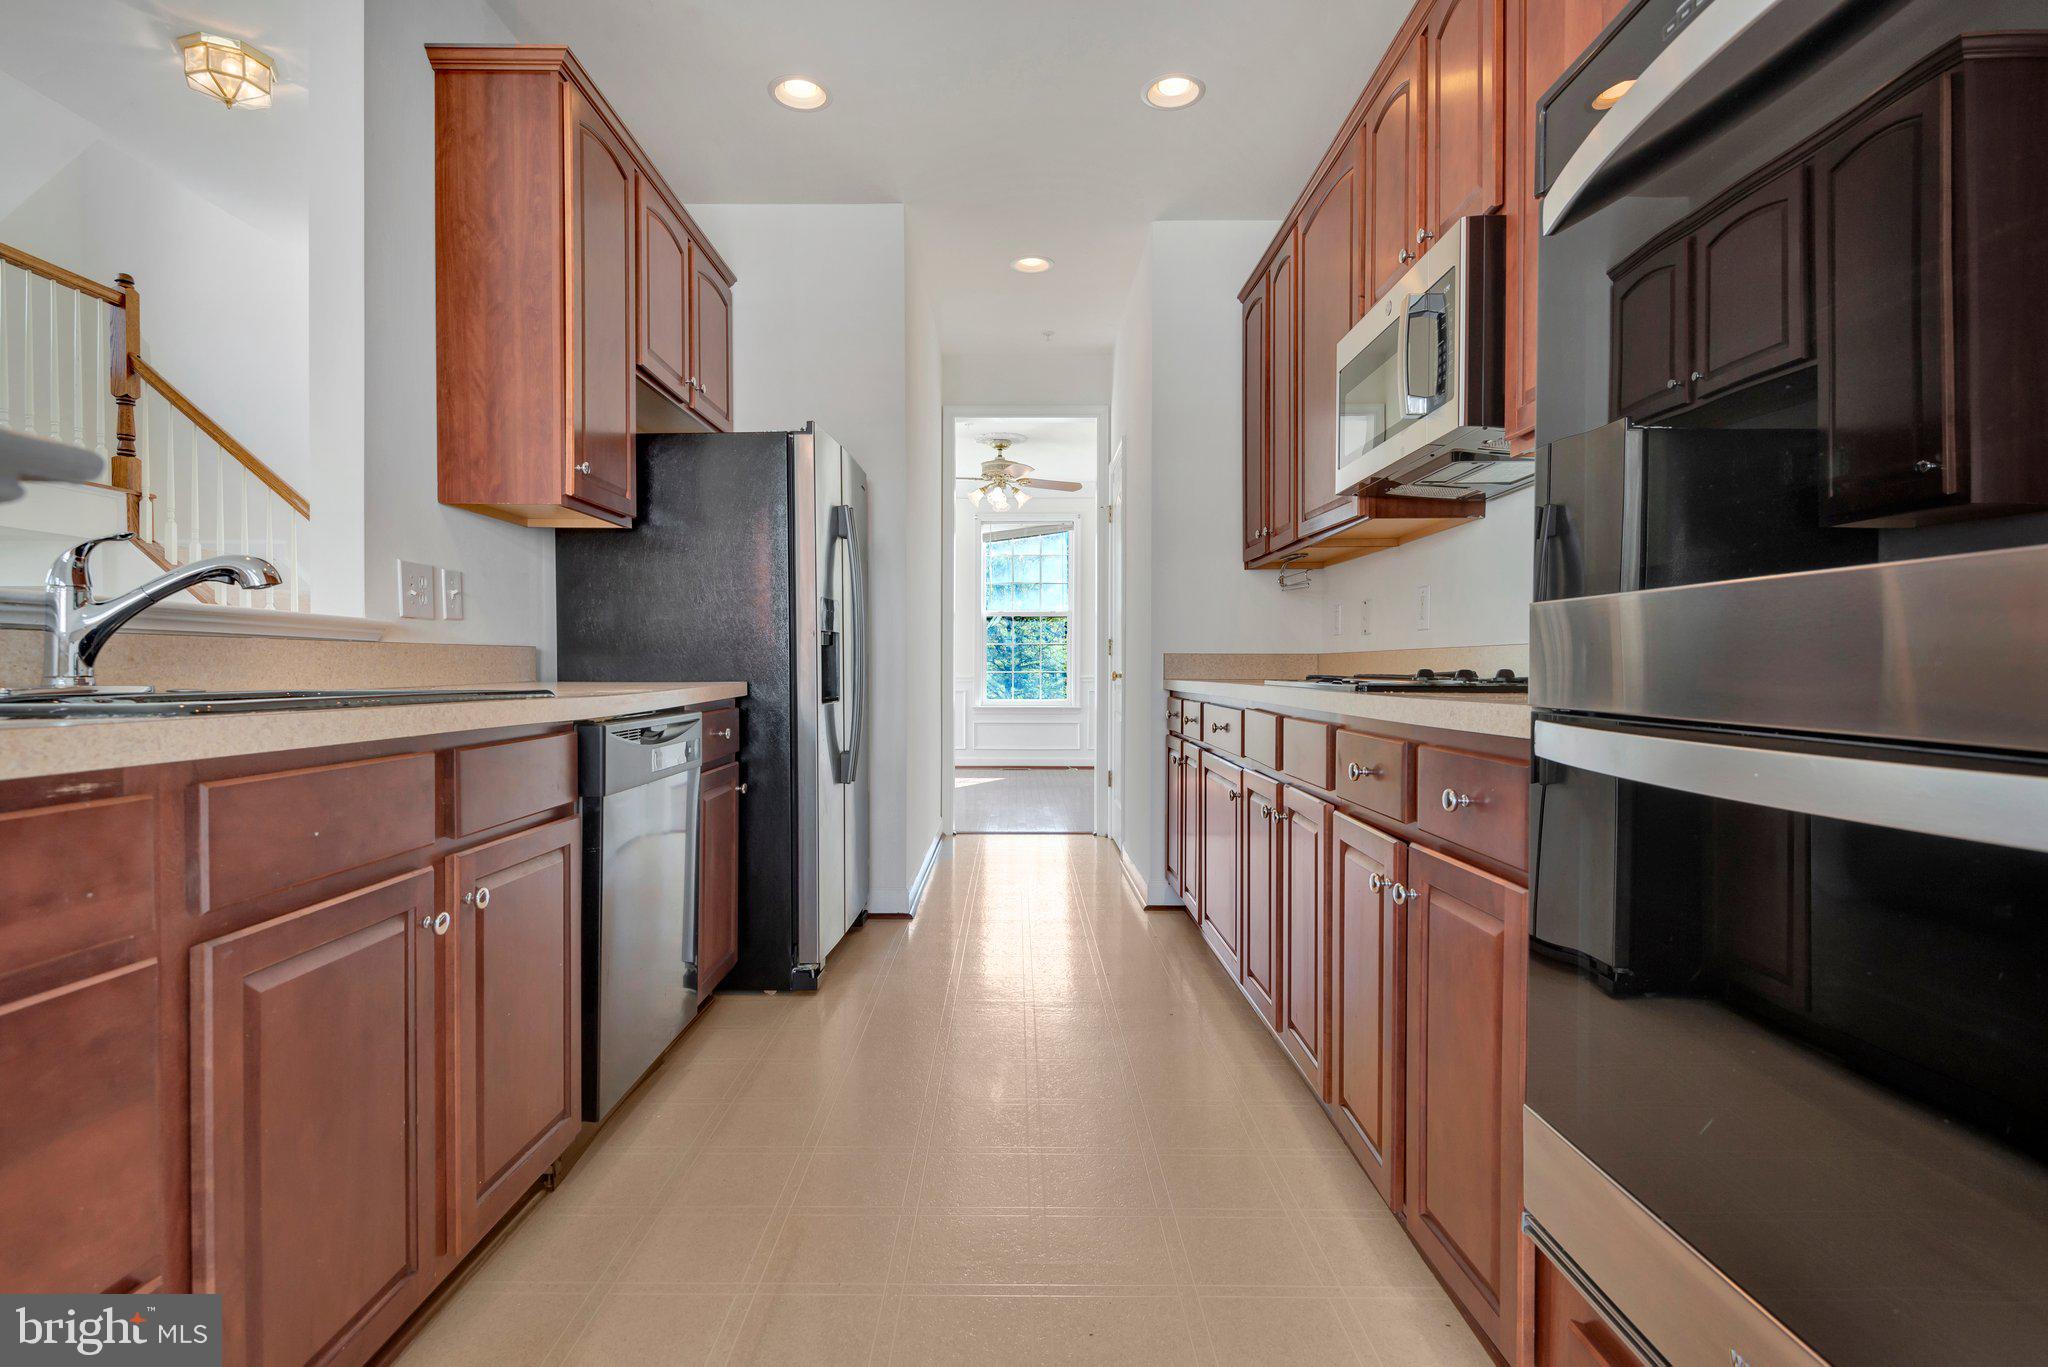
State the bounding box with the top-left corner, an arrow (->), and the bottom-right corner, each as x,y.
968,486 -> 985,506
988,488 -> 1010,511
1014,487 -> 1033,505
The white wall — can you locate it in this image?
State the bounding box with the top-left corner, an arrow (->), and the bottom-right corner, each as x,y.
952,488 -> 1098,767
944,351 -> 1113,407
1110,243 -> 1166,900
903,263 -> 945,906
306,0 -> 368,618
362,0 -> 557,651
685,203 -> 927,919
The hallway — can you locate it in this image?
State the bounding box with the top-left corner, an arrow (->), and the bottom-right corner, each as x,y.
953,768 -> 1094,833
398,836 -> 1484,1367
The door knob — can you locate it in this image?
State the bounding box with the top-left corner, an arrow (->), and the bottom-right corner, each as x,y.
1112,671 -> 1124,681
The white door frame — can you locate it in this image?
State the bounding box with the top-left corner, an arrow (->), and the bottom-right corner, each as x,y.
940,403 -> 1112,837
1103,438 -> 1127,846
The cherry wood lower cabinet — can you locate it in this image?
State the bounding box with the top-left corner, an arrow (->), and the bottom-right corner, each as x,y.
1278,785 -> 1333,1096
1198,751 -> 1245,978
698,761 -> 742,996
1164,740 -> 1185,896
191,872 -> 440,1367
1330,812 -> 1406,1210
1528,1242 -> 1647,1367
1240,770 -> 1284,1028
1405,843 -> 1529,1356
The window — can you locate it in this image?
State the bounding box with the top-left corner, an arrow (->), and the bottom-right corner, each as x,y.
980,522 -> 1073,702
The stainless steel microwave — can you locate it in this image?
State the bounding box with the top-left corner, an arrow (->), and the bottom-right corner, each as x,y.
1331,213 -> 1519,500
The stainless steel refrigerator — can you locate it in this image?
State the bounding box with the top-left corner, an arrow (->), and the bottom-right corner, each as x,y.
556,423 -> 870,991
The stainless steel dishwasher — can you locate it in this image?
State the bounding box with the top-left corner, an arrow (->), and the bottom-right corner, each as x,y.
579,711 -> 705,1120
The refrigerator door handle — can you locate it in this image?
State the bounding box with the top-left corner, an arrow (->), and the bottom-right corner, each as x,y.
831,502 -> 865,783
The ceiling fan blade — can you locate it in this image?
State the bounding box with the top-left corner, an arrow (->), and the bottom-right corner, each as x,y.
1024,478 -> 1085,492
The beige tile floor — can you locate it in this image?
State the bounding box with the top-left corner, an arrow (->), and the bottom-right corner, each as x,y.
398,835 -> 1488,1367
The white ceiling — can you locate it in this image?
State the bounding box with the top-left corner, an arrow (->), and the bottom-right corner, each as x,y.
484,0 -> 1407,351
0,0 -> 310,243
954,414 -> 1098,484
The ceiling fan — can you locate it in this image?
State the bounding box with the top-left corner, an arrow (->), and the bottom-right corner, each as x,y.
961,435 -> 1084,510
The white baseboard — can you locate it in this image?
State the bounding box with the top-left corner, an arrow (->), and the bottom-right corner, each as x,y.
953,753 -> 1096,769
869,832 -> 945,918
1116,837 -> 1180,909
906,832 -> 943,916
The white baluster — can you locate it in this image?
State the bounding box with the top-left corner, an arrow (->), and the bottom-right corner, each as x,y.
22,271 -> 36,438
239,465 -> 251,606
69,288 -> 83,451
45,276 -> 59,441
187,419 -> 202,563
288,515 -> 300,611
93,298 -> 109,459
0,265 -> 12,430
263,499 -> 276,608
160,392 -> 176,554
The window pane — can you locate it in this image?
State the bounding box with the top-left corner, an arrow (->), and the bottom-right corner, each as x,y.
982,614 -> 1070,701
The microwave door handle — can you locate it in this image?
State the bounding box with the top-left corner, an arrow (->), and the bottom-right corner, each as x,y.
1404,292 -> 1449,417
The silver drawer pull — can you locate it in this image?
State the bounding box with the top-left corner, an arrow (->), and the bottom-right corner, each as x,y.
420,910 -> 451,936
1347,762 -> 1382,781
1441,788 -> 1473,812
736,782 -> 749,794
1211,721 -> 1231,733
465,885 -> 491,910
1227,789 -> 1240,803
714,726 -> 734,740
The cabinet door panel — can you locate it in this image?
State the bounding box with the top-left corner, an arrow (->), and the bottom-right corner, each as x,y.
1367,38 -> 1424,304
1165,740 -> 1184,896
1279,787 -> 1333,1096
1428,0 -> 1505,237
689,245 -> 735,431
1179,741 -> 1202,924
192,871 -> 435,1367
1610,239 -> 1691,421
1242,275 -> 1270,563
448,817 -> 582,1249
1404,845 -> 1526,1357
1694,166 -> 1810,398
1199,753 -> 1244,977
1241,772 -> 1282,1028
698,762 -> 741,996
570,99 -> 636,516
636,178 -> 692,402
1,961 -> 162,1295
1297,135 -> 1368,537
1815,79 -> 1946,525
1331,814 -> 1404,1210
1267,232 -> 1300,548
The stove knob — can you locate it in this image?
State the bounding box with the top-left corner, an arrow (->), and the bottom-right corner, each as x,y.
1453,669 -> 1479,682
1415,669 -> 1438,681
1495,669 -> 1518,682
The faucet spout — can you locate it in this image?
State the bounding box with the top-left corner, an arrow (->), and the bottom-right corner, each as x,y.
41,534 -> 283,689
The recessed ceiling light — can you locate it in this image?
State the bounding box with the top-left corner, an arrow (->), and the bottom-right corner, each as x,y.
1142,74 -> 1204,109
1590,78 -> 1636,111
770,76 -> 829,110
1011,257 -> 1052,274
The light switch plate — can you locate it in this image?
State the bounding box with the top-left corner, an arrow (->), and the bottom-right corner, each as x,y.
398,560 -> 438,620
440,568 -> 465,621
1416,584 -> 1433,631
1359,598 -> 1373,637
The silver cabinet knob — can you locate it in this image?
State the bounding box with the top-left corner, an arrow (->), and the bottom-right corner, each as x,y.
1368,872 -> 1387,892
1347,762 -> 1382,781
1441,788 -> 1473,812
714,726 -> 734,740
1416,228 -> 1433,244
465,885 -> 491,910
1690,371 -> 1703,382
575,461 -> 593,474
421,910 -> 451,935
1390,883 -> 1417,904
1665,379 -> 1681,390
736,781 -> 750,794
1399,249 -> 1414,264
688,375 -> 701,391
1914,459 -> 1941,473
1227,789 -> 1241,803
1211,721 -> 1231,733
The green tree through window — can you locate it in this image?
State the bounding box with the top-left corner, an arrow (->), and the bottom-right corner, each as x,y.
981,524 -> 1072,702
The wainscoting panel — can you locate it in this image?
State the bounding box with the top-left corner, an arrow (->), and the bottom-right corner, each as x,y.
953,676 -> 1097,767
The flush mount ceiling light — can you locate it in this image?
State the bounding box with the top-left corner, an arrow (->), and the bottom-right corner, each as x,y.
1010,256 -> 1052,273
1590,78 -> 1636,111
176,32 -> 275,109
770,76 -> 830,110
1142,73 -> 1204,109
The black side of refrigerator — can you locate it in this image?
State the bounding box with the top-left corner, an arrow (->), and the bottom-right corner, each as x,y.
556,430 -> 801,992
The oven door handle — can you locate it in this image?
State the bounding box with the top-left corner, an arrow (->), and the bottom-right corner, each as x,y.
1534,718 -> 2048,855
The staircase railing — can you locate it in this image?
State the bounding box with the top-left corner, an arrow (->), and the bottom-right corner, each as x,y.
0,241 -> 311,610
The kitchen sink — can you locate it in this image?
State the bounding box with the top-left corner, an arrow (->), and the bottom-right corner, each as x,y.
0,685 -> 557,719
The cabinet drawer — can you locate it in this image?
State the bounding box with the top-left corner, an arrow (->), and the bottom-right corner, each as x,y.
1281,717 -> 1334,790
1200,704 -> 1245,754
0,795 -> 155,992
196,753 -> 437,911
1166,695 -> 1184,730
1177,701 -> 1203,740
700,706 -> 741,765
1417,746 -> 1529,871
1243,710 -> 1281,769
447,731 -> 577,838
1334,730 -> 1413,823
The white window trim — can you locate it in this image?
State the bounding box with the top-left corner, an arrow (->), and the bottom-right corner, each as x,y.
976,512 -> 1078,707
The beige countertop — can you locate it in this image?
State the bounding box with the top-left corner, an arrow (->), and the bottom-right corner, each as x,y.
0,681 -> 747,782
1166,677 -> 1530,740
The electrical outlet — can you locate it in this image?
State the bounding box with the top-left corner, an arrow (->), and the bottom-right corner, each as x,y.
1359,598 -> 1373,637
398,559 -> 438,620
1416,584 -> 1433,632
440,568 -> 466,621
1329,601 -> 1344,638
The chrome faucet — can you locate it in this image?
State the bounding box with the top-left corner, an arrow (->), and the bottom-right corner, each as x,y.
40,532 -> 281,690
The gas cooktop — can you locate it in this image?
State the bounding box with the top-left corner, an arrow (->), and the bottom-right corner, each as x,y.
1263,668 -> 1528,694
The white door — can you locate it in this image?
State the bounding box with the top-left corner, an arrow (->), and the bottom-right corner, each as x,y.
1103,441 -> 1127,846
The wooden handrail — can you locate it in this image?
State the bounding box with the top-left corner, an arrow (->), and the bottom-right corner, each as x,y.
133,355 -> 310,518
0,241 -> 125,305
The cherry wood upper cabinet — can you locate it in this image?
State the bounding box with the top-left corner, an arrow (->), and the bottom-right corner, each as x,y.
689,242 -> 736,431
636,176 -> 693,404
1404,844 -> 1527,1359
698,761 -> 742,997
430,46 -> 737,528
191,872 -> 438,1367
1279,785 -> 1333,1097
1366,36 -> 1425,305
1240,770 -> 1283,1028
1241,273 -> 1271,563
1427,0 -> 1505,240
1296,133 -> 1370,539
1265,231 -> 1300,551
1610,238 -> 1692,421
1693,165 -> 1810,400
1199,751 -> 1245,978
1330,814 -> 1405,1211
445,817 -> 582,1250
